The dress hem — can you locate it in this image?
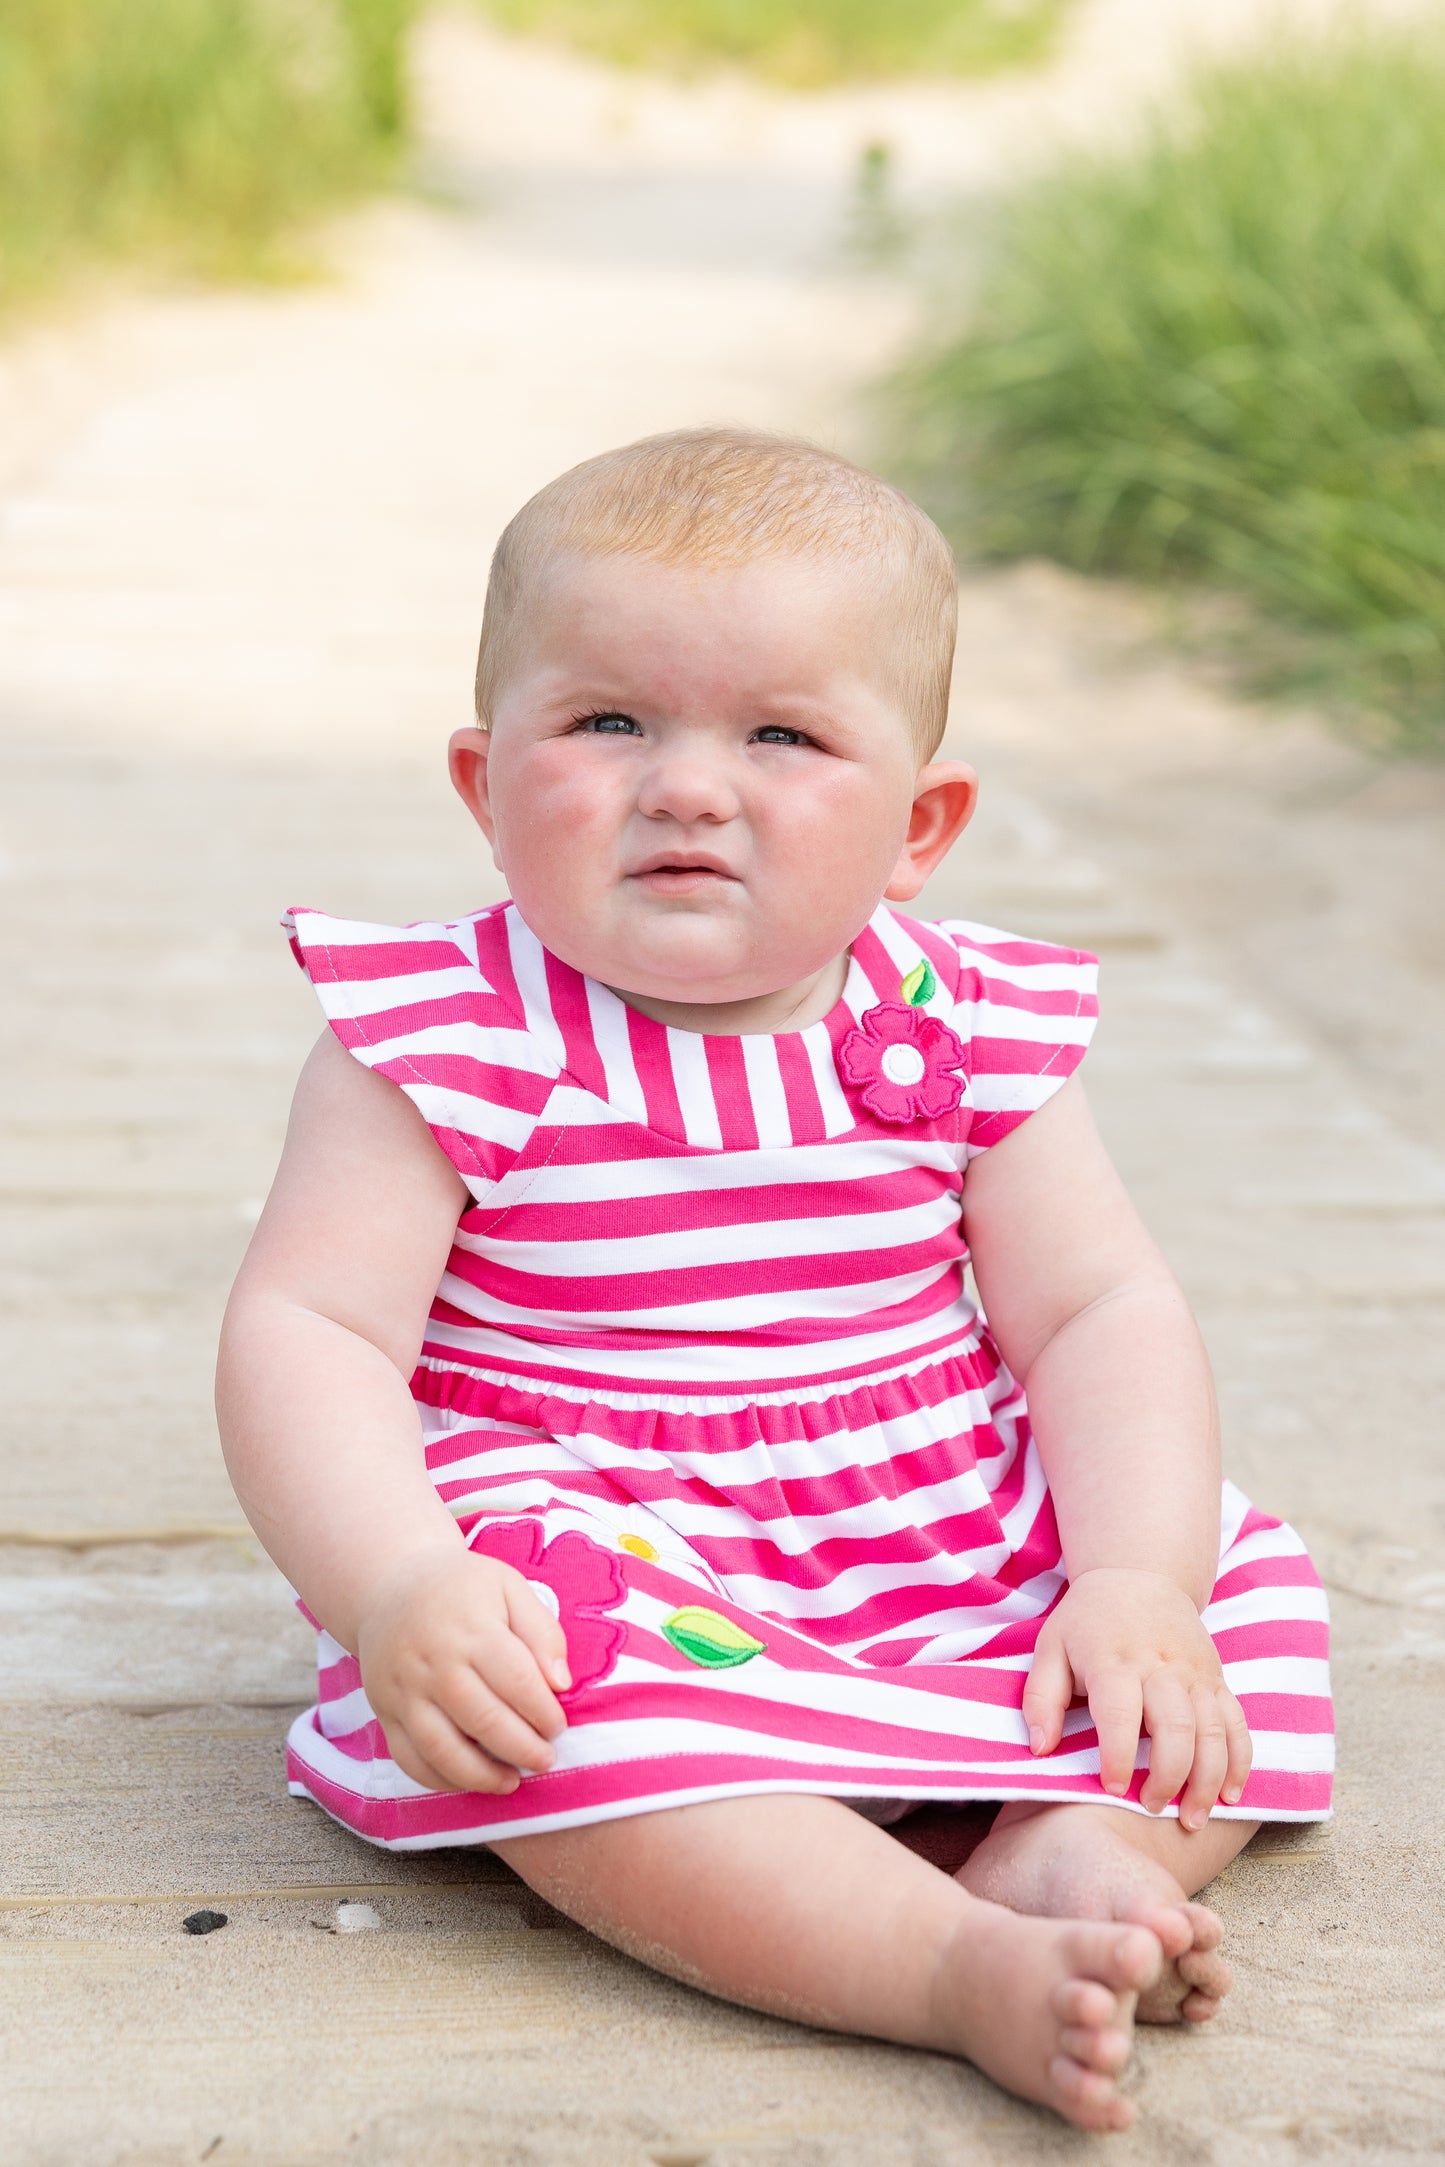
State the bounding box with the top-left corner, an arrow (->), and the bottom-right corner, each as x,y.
287,1759 -> 1330,1853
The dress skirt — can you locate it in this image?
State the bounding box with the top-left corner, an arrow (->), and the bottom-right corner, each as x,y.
285,1346 -> 1334,1847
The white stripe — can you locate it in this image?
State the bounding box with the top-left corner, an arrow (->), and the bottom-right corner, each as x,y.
355,1017 -> 555,1078
740,1033 -> 793,1150
306,963 -> 491,1015
505,907 -> 570,1077
435,1261 -> 955,1335
1219,1656 -> 1333,1696
418,1290 -> 984,1388
804,1026 -> 856,1139
665,1027 -> 724,1150
1218,1521 -> 1311,1572
510,1134 -> 958,1203
1203,1584 -> 1329,1632
969,996 -> 1094,1046
585,971 -> 646,1123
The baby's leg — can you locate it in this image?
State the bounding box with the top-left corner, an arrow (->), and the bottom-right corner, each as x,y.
495,1793 -> 1163,2132
957,1804 -> 1260,2025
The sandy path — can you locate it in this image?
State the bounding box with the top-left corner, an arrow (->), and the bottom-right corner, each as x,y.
2,8 -> 1443,2160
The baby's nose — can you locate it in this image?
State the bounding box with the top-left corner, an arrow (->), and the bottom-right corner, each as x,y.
637,748 -> 740,823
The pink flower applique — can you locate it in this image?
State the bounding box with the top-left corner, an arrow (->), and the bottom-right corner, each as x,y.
838,958 -> 967,1126
467,1517 -> 628,1695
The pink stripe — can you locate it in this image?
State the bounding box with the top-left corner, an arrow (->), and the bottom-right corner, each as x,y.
957,930 -> 1096,970
1234,1692 -> 1334,1732
703,1035 -> 758,1152
288,925 -> 470,982
627,1003 -> 686,1138
474,1164 -> 956,1244
372,1052 -> 552,1115
472,906 -> 527,1024
974,975 -> 1098,1020
545,948 -> 608,1099
1212,1620 -> 1329,1663
1211,1553 -> 1320,1601
288,1736 -> 1330,1849
442,1238 -> 963,1315
851,922 -> 906,1002
775,1031 -> 825,1145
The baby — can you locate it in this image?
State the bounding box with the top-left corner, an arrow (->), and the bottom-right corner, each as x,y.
218,429 -> 1333,2131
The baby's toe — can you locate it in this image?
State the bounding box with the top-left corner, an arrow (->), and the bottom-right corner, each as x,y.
1070,1920 -> 1162,1997
1048,2055 -> 1135,2133
1178,1946 -> 1232,1999
1181,1900 -> 1224,1951
1126,1902 -> 1194,1961
1180,1987 -> 1223,2024
1051,1977 -> 1118,2030
1059,2022 -> 1132,2076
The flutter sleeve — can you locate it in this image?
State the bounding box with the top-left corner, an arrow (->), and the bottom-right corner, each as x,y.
936,918 -> 1099,1159
282,905 -> 559,1201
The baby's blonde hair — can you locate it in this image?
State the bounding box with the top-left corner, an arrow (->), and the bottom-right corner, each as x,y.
474,428 -> 958,759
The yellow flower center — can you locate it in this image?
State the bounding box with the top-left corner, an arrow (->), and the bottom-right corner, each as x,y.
619,1533 -> 659,1562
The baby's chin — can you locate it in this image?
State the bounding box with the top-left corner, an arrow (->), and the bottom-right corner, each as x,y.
512,886 -> 859,1011
573,929 -> 820,1010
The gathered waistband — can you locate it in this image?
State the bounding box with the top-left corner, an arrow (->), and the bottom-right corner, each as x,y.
410,1324 -> 1010,1421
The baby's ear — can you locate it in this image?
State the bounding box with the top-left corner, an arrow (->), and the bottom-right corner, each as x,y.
448,726 -> 498,855
884,761 -> 978,902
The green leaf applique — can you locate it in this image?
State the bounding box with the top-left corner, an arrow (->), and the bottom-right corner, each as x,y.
661,1605 -> 767,1669
900,958 -> 937,1007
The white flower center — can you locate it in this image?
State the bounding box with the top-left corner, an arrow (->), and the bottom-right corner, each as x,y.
880,1041 -> 926,1087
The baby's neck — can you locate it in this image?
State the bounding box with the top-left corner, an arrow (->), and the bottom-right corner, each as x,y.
609,951 -> 849,1038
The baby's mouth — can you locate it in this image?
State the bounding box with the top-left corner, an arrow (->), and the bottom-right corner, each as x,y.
630,857 -> 739,897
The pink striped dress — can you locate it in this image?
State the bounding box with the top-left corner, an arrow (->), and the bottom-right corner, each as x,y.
281,898 -> 1333,1846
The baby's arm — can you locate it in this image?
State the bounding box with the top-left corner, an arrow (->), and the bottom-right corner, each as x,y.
216,1031 -> 570,1793
962,1076 -> 1251,1826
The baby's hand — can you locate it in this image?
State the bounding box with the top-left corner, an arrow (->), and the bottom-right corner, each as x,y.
356,1545 -> 572,1794
1023,1569 -> 1252,1829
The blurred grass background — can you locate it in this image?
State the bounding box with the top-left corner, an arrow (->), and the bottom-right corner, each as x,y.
894,26 -> 1445,747
0,0 -> 416,313
468,0 -> 1064,87
5,3 -> 1440,746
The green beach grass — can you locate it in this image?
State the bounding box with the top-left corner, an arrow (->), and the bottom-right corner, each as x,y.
470,0 -> 1063,87
0,0 -> 415,313
894,28 -> 1445,746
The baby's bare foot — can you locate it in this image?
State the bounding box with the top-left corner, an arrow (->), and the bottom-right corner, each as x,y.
957,1803 -> 1234,2024
933,1900 -> 1162,2131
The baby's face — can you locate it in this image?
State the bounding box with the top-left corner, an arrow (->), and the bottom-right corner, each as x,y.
455,553 -> 949,1011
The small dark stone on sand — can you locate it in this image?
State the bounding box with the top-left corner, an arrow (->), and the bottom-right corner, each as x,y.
182,1909 -> 228,1935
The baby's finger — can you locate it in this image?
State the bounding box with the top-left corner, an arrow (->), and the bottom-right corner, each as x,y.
1140,1670 -> 1195,1813
387,1703 -> 521,1796
477,1610 -> 569,1744
1178,1686 -> 1229,1831
443,1663 -> 559,1774
1219,1689 -> 1254,1807
503,1575 -> 574,1701
1021,1635 -> 1074,1755
1088,1669 -> 1144,1799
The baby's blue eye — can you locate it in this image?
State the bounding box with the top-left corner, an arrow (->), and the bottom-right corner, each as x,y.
578,711 -> 641,735
753,727 -> 806,746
